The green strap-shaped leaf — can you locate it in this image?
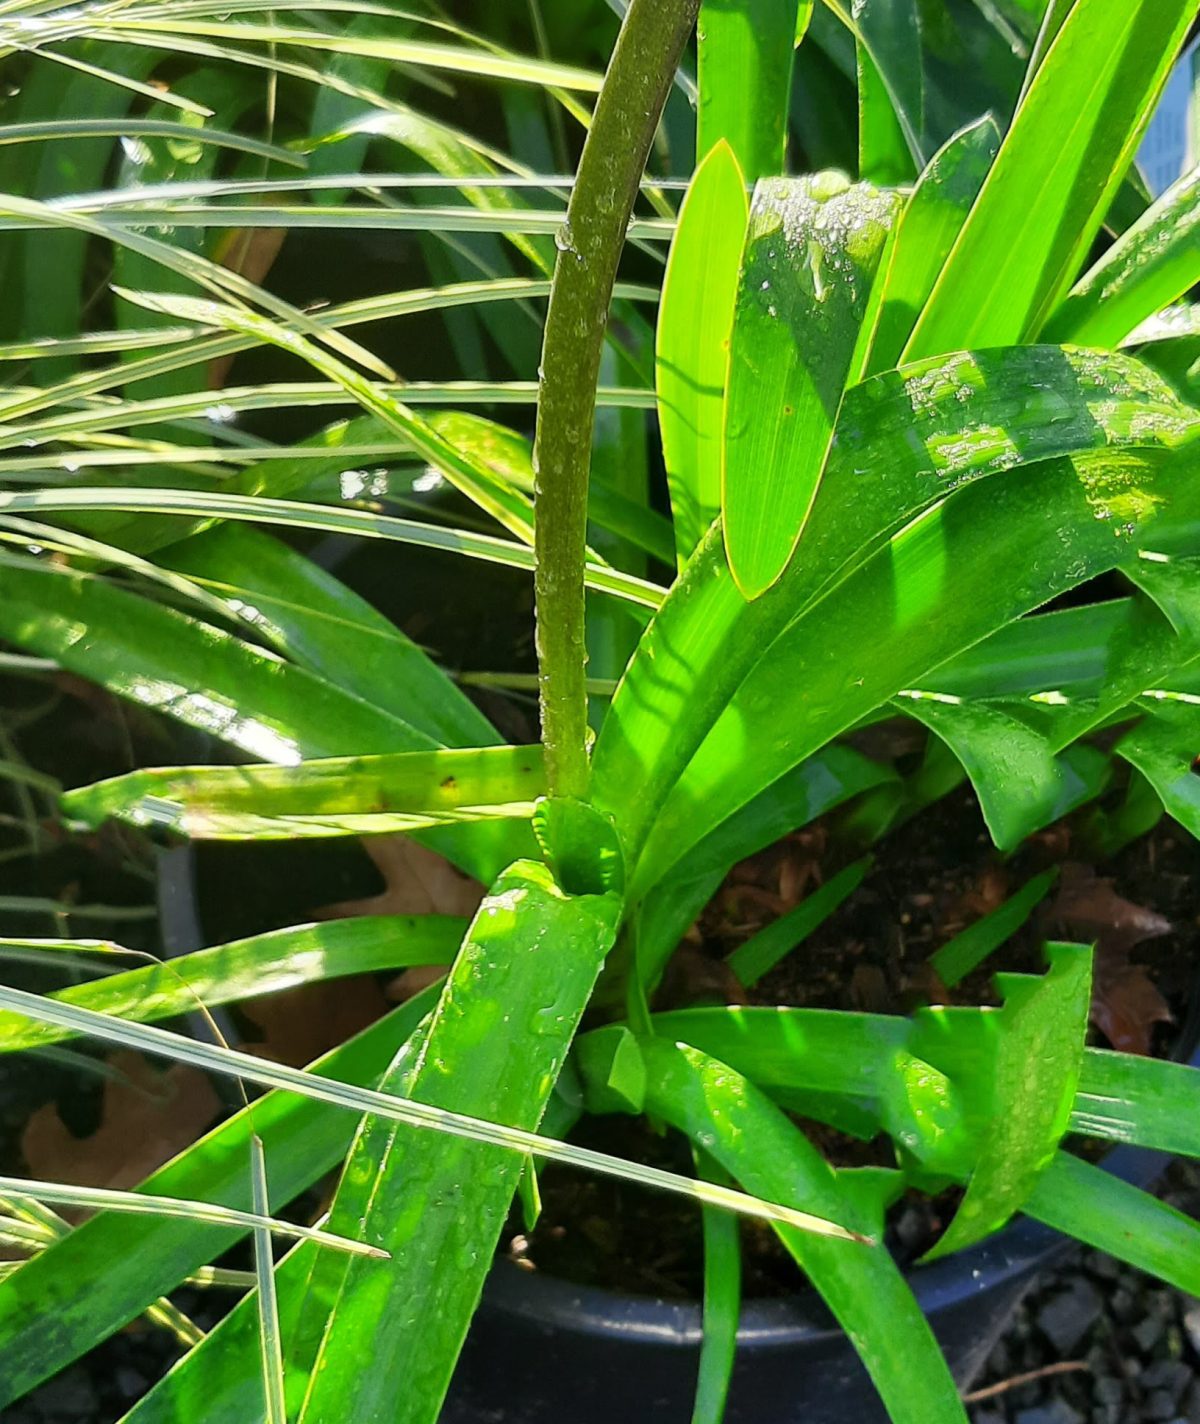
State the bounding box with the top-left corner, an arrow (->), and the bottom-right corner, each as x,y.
894,694 -> 1110,851
0,917 -> 463,1054
0,557 -> 532,882
584,1003 -> 1200,1172
727,856 -> 871,986
1026,1151 -> 1200,1296
0,994 -> 439,1408
722,174 -> 899,597
587,1006 -> 967,1159
633,443 -> 1200,900
696,0 -> 801,179
1046,164 -> 1200,348
160,523 -> 502,748
866,115 -> 999,376
0,557 -> 427,761
692,1151 -> 741,1424
1074,1049 -> 1200,1159
590,345 -> 1196,876
923,943 -> 1092,1259
637,1038 -> 968,1424
61,745 -> 547,840
656,140 -> 749,563
856,38 -> 912,187
287,860 -> 621,1424
930,869 -> 1058,989
1116,700 -> 1200,837
903,0 -> 1198,360
853,0 -> 922,185
632,746 -> 892,992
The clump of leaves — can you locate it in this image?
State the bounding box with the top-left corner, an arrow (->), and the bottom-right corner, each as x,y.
0,2 -> 1199,1424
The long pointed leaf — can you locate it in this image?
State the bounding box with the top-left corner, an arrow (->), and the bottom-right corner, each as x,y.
722,174 -> 899,597
656,140 -> 748,562
638,1038 -> 968,1424
903,0 -> 1197,359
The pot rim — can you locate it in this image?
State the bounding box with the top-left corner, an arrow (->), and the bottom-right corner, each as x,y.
478,1129 -> 1177,1348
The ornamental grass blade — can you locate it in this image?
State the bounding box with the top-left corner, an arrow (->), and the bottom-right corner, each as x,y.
1046,164 -> 1200,348
0,1175 -> 382,1258
0,996 -> 440,1408
60,745 -> 547,841
0,917 -> 463,1054
112,286 -> 538,546
90,19 -> 605,94
0,488 -> 664,611
721,174 -> 899,598
159,523 -> 502,748
656,139 -> 748,562
696,0 -> 801,179
902,0 -> 1198,360
250,1136 -> 287,1424
638,1038 -> 968,1424
0,981 -> 859,1240
923,943 -> 1092,1260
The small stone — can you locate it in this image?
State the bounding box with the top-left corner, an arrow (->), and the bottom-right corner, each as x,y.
1182,1299 -> 1200,1356
115,1367 -> 146,1400
1084,1251 -> 1121,1281
1136,1314 -> 1168,1355
1093,1376 -> 1124,1407
1036,1280 -> 1104,1355
894,1204 -> 927,1250
1014,1401 -> 1083,1424
1111,1288 -> 1138,1324
1143,1360 -> 1192,1403
1149,1392 -> 1187,1422
987,1339 -> 1012,1377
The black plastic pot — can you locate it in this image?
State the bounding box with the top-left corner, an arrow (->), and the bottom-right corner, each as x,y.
441,1148 -> 1149,1424
159,844 -> 1199,1424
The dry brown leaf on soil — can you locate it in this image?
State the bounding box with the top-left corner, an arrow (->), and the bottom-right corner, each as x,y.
240,975 -> 392,1067
321,836 -> 484,920
207,226 -> 288,388
1090,958 -> 1176,1056
1049,864 -> 1174,1055
655,943 -> 749,1010
318,836 -> 484,1003
22,1050 -> 220,1197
